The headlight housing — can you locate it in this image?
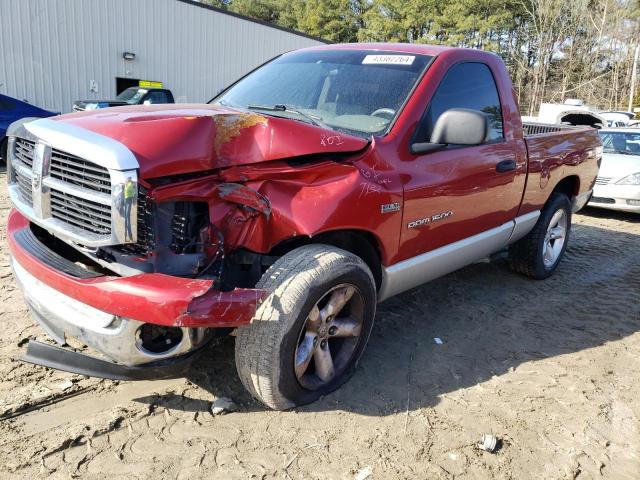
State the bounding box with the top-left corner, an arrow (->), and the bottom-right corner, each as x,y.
616,173 -> 640,185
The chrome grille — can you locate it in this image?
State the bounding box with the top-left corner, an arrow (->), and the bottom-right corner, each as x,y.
7,118 -> 139,247
14,138 -> 35,168
11,139 -> 35,206
50,150 -> 111,194
595,176 -> 611,185
15,167 -> 33,206
50,190 -> 112,235
114,188 -> 154,255
9,138 -> 113,237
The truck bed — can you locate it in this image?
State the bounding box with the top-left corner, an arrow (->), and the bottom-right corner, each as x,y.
521,122 -> 601,213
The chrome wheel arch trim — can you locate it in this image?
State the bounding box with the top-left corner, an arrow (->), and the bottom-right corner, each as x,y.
378,211 -> 541,302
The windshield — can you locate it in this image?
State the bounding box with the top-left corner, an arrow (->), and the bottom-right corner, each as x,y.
599,131 -> 640,155
212,50 -> 432,138
116,88 -> 148,104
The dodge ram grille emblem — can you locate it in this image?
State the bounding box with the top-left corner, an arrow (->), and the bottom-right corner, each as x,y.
32,171 -> 41,190
30,141 -> 51,219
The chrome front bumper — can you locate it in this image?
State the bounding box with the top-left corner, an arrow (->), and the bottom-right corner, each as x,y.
11,257 -> 209,366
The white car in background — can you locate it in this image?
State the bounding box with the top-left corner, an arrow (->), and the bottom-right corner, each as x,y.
600,111 -> 635,127
589,128 -> 640,213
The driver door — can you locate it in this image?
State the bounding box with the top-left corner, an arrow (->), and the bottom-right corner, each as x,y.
400,62 -> 526,258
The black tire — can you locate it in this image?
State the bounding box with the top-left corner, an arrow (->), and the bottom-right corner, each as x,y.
509,192 -> 572,279
234,244 -> 376,410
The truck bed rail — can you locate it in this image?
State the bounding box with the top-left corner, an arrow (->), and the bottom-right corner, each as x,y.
522,122 -> 583,137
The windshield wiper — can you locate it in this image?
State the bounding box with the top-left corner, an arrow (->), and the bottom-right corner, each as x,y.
247,104 -> 329,129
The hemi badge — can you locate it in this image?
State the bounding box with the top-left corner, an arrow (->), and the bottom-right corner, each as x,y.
381,202 -> 401,213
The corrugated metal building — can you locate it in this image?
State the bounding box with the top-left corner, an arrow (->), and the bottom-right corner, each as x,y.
0,0 -> 325,113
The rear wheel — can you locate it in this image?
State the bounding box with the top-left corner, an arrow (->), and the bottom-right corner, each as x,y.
234,244 -> 376,410
509,193 -> 571,279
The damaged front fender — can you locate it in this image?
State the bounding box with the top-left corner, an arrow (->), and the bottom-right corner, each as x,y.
178,287 -> 267,327
148,149 -> 401,264
150,179 -> 274,262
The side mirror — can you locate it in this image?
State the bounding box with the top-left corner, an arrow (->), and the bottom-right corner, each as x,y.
410,108 -> 489,155
143,100 -> 152,105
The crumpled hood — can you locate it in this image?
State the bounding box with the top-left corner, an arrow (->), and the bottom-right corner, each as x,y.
55,104 -> 369,179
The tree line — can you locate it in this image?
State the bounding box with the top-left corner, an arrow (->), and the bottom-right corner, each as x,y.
202,0 -> 640,115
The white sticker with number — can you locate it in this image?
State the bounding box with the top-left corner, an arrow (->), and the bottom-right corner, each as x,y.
362,55 -> 415,66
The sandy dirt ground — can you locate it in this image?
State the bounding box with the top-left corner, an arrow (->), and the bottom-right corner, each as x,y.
0,167 -> 639,479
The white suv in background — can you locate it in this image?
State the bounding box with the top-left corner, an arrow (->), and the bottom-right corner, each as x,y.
589,128 -> 640,213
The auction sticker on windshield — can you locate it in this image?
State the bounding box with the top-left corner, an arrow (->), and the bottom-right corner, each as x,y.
362,55 -> 415,65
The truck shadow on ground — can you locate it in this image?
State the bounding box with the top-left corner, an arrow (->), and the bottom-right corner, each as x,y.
136,215 -> 640,415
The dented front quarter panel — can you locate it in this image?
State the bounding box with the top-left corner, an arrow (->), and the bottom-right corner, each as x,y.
225,147 -> 404,264
150,136 -> 403,266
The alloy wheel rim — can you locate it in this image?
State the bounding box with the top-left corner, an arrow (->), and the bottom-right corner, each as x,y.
543,209 -> 567,268
293,283 -> 365,390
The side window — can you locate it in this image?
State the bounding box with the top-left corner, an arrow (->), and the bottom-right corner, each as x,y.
145,91 -> 170,104
414,62 -> 504,143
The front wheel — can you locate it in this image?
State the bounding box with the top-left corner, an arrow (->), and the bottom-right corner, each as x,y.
234,244 -> 376,410
509,192 -> 572,279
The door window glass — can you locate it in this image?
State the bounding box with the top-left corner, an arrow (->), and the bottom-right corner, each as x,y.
415,62 -> 504,143
145,91 -> 170,104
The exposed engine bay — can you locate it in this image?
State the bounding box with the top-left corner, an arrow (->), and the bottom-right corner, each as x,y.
32,181 -> 280,294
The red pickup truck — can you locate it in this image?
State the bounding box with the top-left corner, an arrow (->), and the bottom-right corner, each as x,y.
6,44 -> 600,410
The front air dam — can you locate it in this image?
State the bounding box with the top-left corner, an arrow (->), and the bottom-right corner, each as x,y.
21,340 -> 199,381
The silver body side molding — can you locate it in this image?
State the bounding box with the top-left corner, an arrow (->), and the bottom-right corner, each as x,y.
506,210 -> 540,244
378,211 -> 541,302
